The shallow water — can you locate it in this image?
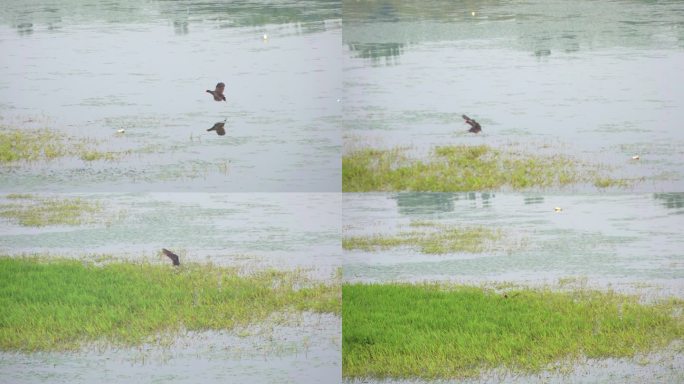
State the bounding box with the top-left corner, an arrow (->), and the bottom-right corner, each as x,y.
0,193 -> 341,278
343,0 -> 684,192
1,312 -> 341,384
343,192 -> 684,298
0,0 -> 341,192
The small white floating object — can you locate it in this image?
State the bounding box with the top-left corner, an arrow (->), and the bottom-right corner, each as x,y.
631,155 -> 640,160
263,33 -> 268,40
116,129 -> 125,134
554,207 -> 563,212
471,11 -> 476,16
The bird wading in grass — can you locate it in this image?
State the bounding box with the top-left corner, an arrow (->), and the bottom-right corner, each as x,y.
462,114 -> 482,133
162,248 -> 180,266
207,119 -> 227,136
206,82 -> 226,102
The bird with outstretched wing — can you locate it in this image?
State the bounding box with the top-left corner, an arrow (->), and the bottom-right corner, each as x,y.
462,114 -> 482,133
162,248 -> 180,266
207,119 -> 227,136
206,82 -> 226,102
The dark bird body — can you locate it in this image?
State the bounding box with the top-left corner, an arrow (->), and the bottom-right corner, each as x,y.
206,82 -> 226,102
162,248 -> 180,266
462,114 -> 481,133
207,119 -> 226,136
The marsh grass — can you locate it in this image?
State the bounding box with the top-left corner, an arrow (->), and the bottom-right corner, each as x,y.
343,283 -> 683,379
0,127 -> 128,164
342,145 -> 627,192
0,196 -> 102,226
0,257 -> 340,351
343,224 -> 502,254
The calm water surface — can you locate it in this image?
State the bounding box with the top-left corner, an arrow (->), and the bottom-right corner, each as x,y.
343,192 -> 684,298
0,0 -> 341,192
343,0 -> 684,192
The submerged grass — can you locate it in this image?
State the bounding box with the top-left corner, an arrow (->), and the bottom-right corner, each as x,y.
343,145 -> 624,192
343,283 -> 683,379
0,127 -> 127,164
343,224 -> 502,254
0,257 -> 340,351
0,196 -> 102,226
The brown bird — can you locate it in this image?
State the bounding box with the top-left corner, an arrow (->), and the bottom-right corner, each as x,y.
207,119 -> 226,136
206,82 -> 226,102
462,114 -> 482,133
162,248 -> 180,266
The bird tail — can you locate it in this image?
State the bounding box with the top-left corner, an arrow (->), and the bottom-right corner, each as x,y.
207,127 -> 215,132
206,90 -> 213,94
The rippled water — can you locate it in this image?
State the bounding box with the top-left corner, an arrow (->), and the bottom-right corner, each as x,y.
0,0 -> 341,192
0,192 -> 341,277
343,192 -> 684,298
343,0 -> 684,192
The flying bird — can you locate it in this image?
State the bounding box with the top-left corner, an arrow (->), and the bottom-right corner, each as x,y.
162,248 -> 180,266
207,119 -> 226,136
206,82 -> 226,102
462,114 -> 481,133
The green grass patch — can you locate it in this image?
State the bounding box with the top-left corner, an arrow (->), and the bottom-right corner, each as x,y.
0,128 -> 69,163
343,224 -> 501,254
593,177 -> 631,188
0,196 -> 102,226
342,145 -> 618,192
0,257 -> 340,351
5,193 -> 33,200
343,283 -> 683,379
0,127 -> 127,164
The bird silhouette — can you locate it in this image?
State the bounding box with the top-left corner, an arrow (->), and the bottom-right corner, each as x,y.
162,248 -> 180,266
207,119 -> 226,136
462,114 -> 482,133
206,82 -> 226,102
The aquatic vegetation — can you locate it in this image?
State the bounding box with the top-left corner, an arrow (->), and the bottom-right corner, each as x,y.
0,127 -> 128,164
0,128 -> 69,163
5,194 -> 33,200
343,224 -> 502,254
593,177 -> 631,188
0,257 -> 341,351
343,283 -> 683,380
0,196 -> 102,227
342,145 -> 623,192
79,150 -> 126,162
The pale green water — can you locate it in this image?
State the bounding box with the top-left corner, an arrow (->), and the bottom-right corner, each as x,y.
0,0 -> 341,192
343,192 -> 684,298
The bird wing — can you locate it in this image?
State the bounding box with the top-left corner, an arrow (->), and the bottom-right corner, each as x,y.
162,248 -> 180,265
462,115 -> 478,127
215,82 -> 225,93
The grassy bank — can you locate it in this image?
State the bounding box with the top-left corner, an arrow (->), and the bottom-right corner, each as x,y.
0,195 -> 102,226
0,257 -> 340,351
343,224 -> 501,254
343,283 -> 683,379
342,145 -> 628,192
